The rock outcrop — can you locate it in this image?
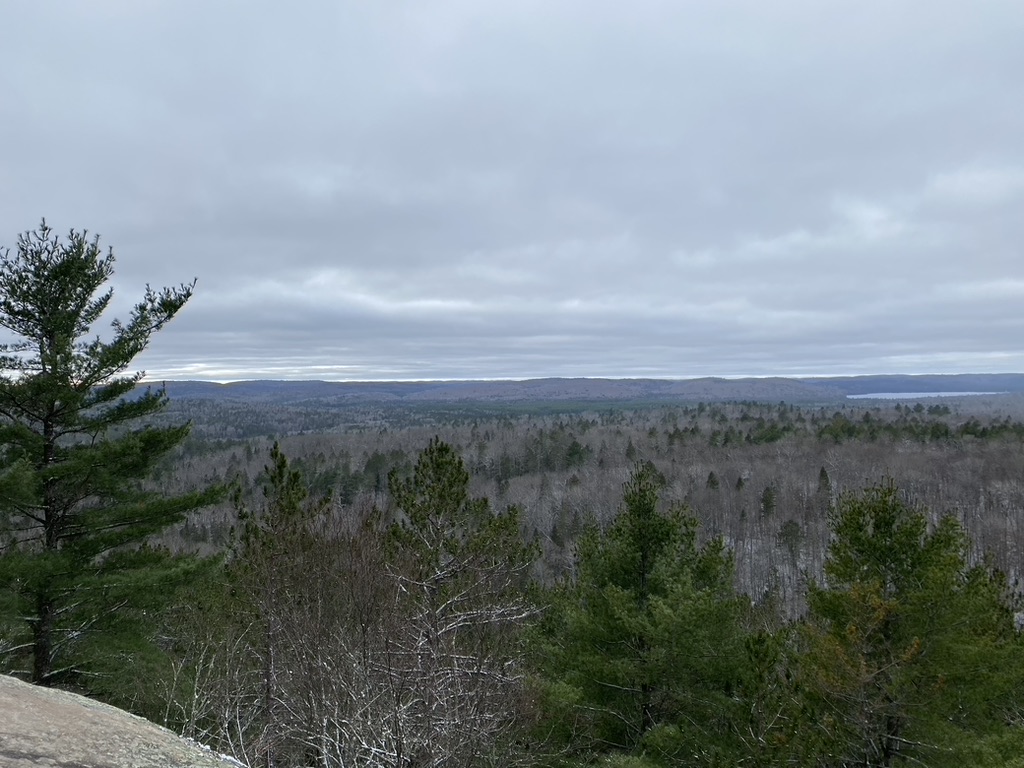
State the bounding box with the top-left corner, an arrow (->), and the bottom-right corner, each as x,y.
0,674 -> 242,768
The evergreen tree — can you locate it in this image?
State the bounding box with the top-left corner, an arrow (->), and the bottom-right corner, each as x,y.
799,483 -> 1024,766
383,437 -> 538,767
0,220 -> 216,688
534,462 -> 747,765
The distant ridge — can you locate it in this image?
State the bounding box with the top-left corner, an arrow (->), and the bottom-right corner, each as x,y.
159,377 -> 841,404
153,374 -> 1024,406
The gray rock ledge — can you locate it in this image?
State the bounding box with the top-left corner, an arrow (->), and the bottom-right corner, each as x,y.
0,674 -> 242,768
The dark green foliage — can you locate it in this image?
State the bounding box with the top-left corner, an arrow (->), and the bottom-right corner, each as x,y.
777,519 -> 803,565
0,220 -> 217,688
389,436 -> 489,571
745,418 -> 792,444
798,483 -> 1024,766
731,625 -> 814,766
817,466 -> 831,495
518,427 -> 594,474
235,441 -> 328,558
534,462 -> 747,765
73,548 -> 218,718
388,438 -> 534,569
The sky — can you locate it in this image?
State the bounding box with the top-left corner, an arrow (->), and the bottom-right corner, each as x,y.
1,1 -> 1022,381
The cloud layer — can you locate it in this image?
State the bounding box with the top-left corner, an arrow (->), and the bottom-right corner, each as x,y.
2,1 -> 1022,380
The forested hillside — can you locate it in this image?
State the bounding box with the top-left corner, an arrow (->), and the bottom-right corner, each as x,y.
142,414 -> 1024,767
159,372 -> 1024,405
157,393 -> 1024,609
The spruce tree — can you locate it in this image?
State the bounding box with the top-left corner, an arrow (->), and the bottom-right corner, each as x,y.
0,220 -> 215,688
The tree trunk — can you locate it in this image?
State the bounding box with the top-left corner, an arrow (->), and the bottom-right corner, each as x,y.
31,593 -> 55,686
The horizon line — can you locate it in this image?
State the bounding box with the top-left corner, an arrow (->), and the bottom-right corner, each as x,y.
138,371 -> 1024,386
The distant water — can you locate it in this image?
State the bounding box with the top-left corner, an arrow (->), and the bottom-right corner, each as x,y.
847,391 -> 1005,399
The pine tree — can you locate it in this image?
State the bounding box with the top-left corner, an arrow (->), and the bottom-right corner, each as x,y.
383,437 -> 538,767
0,220 -> 216,688
799,482 -> 1024,766
534,462 -> 747,765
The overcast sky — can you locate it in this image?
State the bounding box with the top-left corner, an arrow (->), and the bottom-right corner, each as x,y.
2,1 -> 1022,381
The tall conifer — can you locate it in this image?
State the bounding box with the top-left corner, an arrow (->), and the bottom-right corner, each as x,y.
0,220 -> 215,687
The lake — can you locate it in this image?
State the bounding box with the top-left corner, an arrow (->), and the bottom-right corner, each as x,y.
847,391 -> 1005,399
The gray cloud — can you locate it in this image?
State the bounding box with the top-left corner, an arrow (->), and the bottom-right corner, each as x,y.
1,0 -> 1022,380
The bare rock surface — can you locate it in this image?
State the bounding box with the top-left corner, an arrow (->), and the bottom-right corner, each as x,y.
0,674 -> 242,768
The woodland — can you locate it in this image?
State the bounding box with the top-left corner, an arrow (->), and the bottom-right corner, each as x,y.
1,223 -> 1024,767
160,391 -> 1024,609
